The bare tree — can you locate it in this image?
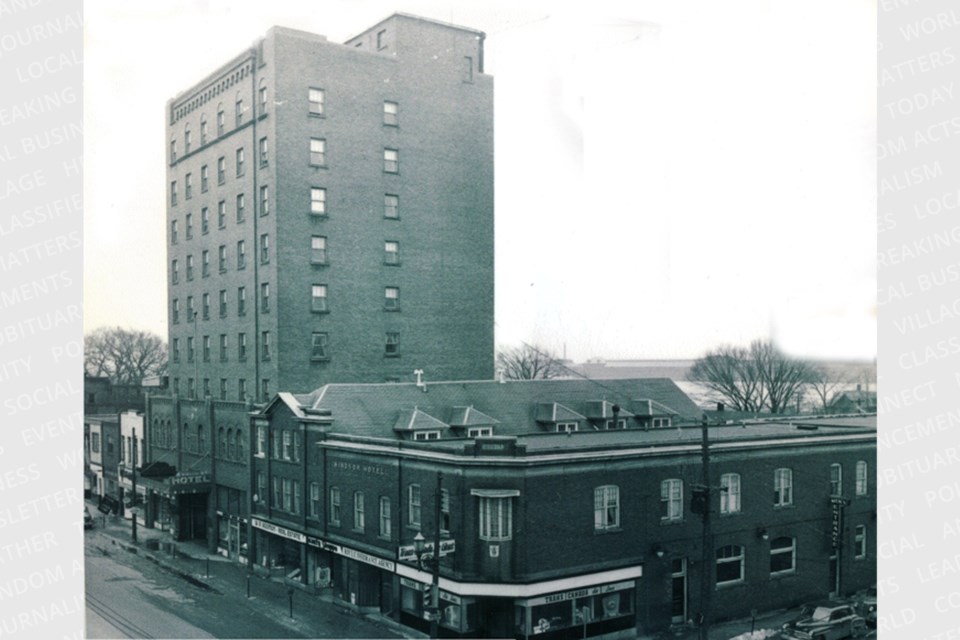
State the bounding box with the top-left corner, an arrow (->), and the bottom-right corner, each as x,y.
689,340 -> 814,414
85,326 -> 167,386
808,366 -> 848,413
496,344 -> 563,380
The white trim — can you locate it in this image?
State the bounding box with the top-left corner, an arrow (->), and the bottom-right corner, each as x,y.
470,489 -> 520,498
394,563 -> 643,598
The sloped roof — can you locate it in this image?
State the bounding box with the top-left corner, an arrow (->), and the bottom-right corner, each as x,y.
583,400 -> 635,420
292,378 -> 700,439
631,398 -> 680,417
535,402 -> 586,423
393,407 -> 449,432
448,406 -> 500,428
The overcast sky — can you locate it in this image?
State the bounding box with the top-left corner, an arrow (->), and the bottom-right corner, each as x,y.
84,0 -> 876,362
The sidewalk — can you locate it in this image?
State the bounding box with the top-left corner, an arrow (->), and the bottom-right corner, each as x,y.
87,501 -> 418,639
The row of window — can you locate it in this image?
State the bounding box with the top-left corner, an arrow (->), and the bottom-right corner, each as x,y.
553,417 -> 671,433
171,329 -> 399,367
170,376 -> 268,403
170,138 -> 401,208
170,238 -> 400,285
597,464 -> 869,530
171,92 -> 400,164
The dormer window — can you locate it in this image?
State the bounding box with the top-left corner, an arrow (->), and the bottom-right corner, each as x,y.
467,426 -> 493,438
413,431 -> 440,441
556,422 -> 578,433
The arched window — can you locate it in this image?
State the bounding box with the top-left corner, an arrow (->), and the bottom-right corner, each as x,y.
235,91 -> 244,126
200,115 -> 208,144
183,422 -> 190,451
196,423 -> 205,453
258,79 -> 267,114
236,429 -> 244,460
217,103 -> 225,136
218,427 -> 226,458
228,429 -> 237,460
184,123 -> 192,154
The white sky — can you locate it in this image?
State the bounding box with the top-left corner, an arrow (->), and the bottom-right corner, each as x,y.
84,0 -> 877,362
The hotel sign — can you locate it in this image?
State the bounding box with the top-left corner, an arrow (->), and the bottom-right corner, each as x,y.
251,518 -> 306,543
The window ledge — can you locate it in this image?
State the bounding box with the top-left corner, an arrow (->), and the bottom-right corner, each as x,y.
594,527 -> 622,535
660,518 -> 684,526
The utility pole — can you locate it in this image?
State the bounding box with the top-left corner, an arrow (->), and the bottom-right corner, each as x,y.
131,427 -> 138,544
697,416 -> 711,640
430,471 -> 443,639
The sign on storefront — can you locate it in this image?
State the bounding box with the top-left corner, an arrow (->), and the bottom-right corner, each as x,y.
251,517 -> 306,543
398,538 -> 456,562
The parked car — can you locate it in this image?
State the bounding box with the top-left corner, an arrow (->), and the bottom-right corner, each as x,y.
780,601 -> 867,639
853,587 -> 876,629
84,505 -> 94,529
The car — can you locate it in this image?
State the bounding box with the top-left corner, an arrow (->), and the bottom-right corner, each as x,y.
852,587 -> 876,629
84,505 -> 94,529
780,601 -> 868,639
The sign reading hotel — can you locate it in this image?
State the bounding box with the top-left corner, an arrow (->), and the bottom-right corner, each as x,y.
330,460 -> 387,476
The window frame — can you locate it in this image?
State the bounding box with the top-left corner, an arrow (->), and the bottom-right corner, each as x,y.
855,461 -> 868,496
311,235 -> 327,264
720,473 -> 741,515
310,138 -> 326,166
311,331 -> 329,361
478,496 -> 512,541
383,147 -> 399,173
830,463 -> 842,497
594,485 -> 620,531
661,478 -> 683,522
379,496 -> 391,538
353,491 -> 365,532
384,286 -> 399,310
854,525 -> 866,559
383,100 -> 398,126
774,468 -> 793,507
310,187 -> 326,216
716,544 -> 745,586
408,484 -> 421,528
384,193 -> 399,219
769,536 -> 797,576
385,331 -> 400,357
311,284 -> 328,313
308,88 -> 325,116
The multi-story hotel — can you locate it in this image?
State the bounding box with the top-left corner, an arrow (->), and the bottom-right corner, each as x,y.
165,14 -> 494,402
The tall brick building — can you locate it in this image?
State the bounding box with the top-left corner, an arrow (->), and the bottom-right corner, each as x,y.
165,14 -> 494,401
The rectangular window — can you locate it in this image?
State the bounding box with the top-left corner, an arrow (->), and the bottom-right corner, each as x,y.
385,331 -> 399,357
219,378 -> 227,401
170,139 -> 177,163
261,379 -> 269,403
383,101 -> 398,126
217,108 -> 225,136
258,84 -> 267,114
259,185 -> 269,216
201,165 -> 209,192
855,461 -> 868,496
379,497 -> 391,538
236,148 -> 244,177
774,468 -> 793,506
256,424 -> 266,456
186,254 -> 194,280
201,250 -> 210,277
330,487 -> 341,525
413,431 -> 440,441
479,496 -> 512,541
187,378 -> 195,398
261,331 -> 270,360
172,338 -> 180,363
310,187 -> 326,215
237,287 -> 246,316
310,138 -> 326,165
200,120 -> 208,145
259,137 -> 268,167
238,378 -> 246,401
408,484 -> 421,527
272,476 -> 281,508
384,241 -> 399,265
384,287 -> 399,310
217,157 -> 225,184
354,491 -> 365,532
171,220 -> 178,244
311,285 -> 328,313
201,207 -> 209,234
236,96 -> 244,126
219,334 -> 228,361
260,234 -> 269,263
202,378 -> 210,398
384,194 -> 399,219
185,173 -> 192,199
720,473 -> 741,514
202,292 -> 210,319
172,298 -> 180,324
467,426 -> 493,438
463,56 -> 474,82
185,213 -> 193,240
376,29 -> 386,49
260,282 -> 270,312
237,240 -> 246,269
854,525 -> 866,559
202,335 -> 210,362
282,478 -> 292,512
184,129 -> 192,154
594,485 -> 620,530
716,545 -> 745,586
170,180 -> 178,205
383,148 -> 399,173
311,236 -> 327,264
770,537 -> 796,575
282,431 -> 291,460
236,194 -> 245,223
216,245 -> 226,274
555,422 -> 578,433
311,332 -> 329,360
309,88 -> 324,116
440,489 -> 451,533
661,479 -> 683,521
830,463 -> 842,497
186,296 -> 195,320
171,259 -> 179,284
310,482 -> 321,518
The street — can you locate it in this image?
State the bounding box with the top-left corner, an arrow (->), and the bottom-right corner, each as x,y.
84,526 -> 401,639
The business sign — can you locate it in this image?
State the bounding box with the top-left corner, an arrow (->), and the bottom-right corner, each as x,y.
524,580 -> 634,607
830,497 -> 844,548
336,544 -> 396,572
251,518 -> 306,543
398,539 -> 456,562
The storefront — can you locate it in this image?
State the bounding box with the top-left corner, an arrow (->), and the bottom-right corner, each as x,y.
325,541 -> 395,610
139,471 -> 211,541
399,577 -> 479,635
516,580 -> 637,640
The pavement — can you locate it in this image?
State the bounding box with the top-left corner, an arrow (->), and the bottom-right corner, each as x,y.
86,500 -> 418,639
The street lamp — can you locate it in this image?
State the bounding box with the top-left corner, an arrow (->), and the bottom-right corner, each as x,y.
413,531 -> 427,567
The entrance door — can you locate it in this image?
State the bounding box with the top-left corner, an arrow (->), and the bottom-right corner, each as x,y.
671,558 -> 687,624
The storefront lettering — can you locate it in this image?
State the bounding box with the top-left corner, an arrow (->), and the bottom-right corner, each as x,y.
331,461 -> 387,475
171,473 -> 210,485
251,517 -> 306,543
337,544 -> 395,571
526,580 -> 634,606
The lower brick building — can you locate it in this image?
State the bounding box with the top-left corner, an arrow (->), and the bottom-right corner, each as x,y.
143,379 -> 876,638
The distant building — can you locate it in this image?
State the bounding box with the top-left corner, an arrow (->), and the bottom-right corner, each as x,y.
84,376 -> 148,414
827,387 -> 877,414
165,14 -> 495,401
86,415 -> 120,500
